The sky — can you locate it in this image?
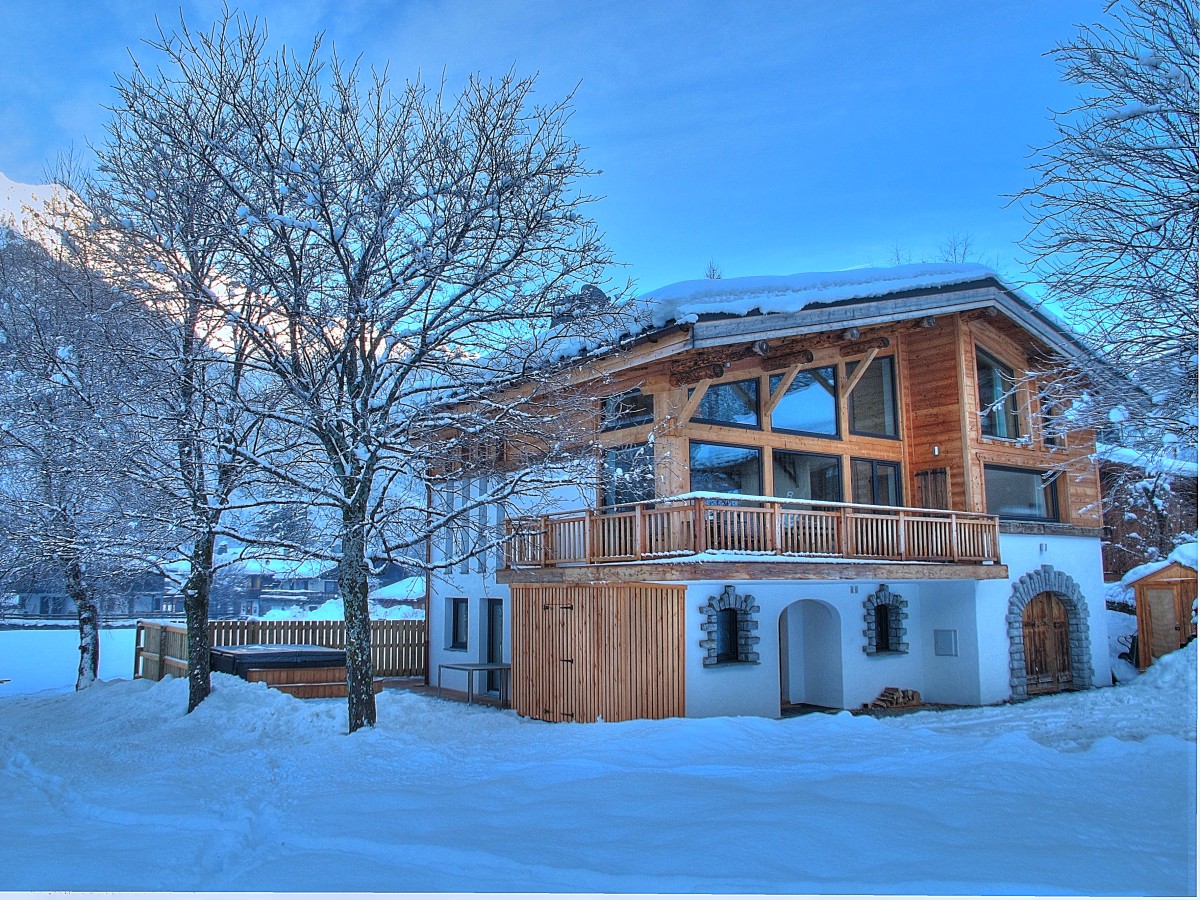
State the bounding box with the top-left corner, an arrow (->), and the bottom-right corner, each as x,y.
0,0 -> 1107,293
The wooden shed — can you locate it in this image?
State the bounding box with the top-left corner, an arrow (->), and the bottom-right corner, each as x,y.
1130,561 -> 1198,669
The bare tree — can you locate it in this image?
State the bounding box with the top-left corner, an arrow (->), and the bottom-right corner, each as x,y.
704,259 -> 723,279
0,227 -> 176,689
102,12 -> 632,731
1016,0 -> 1198,458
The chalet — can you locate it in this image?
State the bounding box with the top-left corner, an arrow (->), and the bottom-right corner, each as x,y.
427,263 -> 1111,722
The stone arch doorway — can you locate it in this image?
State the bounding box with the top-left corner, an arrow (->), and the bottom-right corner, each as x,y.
778,599 -> 843,712
1007,565 -> 1094,699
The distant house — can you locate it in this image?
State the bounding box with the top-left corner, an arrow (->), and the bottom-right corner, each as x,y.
427,264 -> 1113,722
10,570 -> 168,618
163,548 -> 338,618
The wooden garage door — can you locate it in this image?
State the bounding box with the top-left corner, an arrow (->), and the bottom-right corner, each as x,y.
1023,591 -> 1072,695
510,583 -> 685,723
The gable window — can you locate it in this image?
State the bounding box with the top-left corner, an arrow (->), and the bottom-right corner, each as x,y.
773,450 -> 842,503
984,465 -> 1060,521
848,356 -> 898,438
769,366 -> 837,436
602,389 -> 654,431
690,441 -> 762,498
692,379 -> 760,428
448,598 -> 469,650
976,348 -> 1022,439
852,458 -> 902,507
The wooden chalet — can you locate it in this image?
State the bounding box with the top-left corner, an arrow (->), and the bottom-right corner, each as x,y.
428,264 -> 1111,723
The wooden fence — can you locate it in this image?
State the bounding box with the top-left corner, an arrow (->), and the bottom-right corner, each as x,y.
506,495 -> 1001,568
135,619 -> 426,680
510,583 -> 686,723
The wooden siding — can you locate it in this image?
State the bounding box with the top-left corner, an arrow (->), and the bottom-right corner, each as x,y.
510,583 -> 686,723
134,619 -> 426,681
1131,562 -> 1199,668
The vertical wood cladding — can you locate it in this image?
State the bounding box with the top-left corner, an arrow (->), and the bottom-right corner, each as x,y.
510,583 -> 686,722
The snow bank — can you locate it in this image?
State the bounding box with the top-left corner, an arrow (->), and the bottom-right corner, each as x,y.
0,642 -> 1193,893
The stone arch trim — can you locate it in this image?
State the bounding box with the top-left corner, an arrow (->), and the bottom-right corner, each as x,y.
700,585 -> 760,666
1006,565 -> 1094,699
862,584 -> 908,655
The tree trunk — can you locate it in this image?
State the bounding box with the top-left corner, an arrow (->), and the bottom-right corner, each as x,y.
340,505 -> 376,732
183,530 -> 215,713
64,558 -> 99,691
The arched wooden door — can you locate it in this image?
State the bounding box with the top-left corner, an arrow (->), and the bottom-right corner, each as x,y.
1023,592 -> 1072,695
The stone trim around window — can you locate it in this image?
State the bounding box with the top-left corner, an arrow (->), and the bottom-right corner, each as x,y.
700,585 -> 760,666
1006,564 -> 1094,699
862,584 -> 908,655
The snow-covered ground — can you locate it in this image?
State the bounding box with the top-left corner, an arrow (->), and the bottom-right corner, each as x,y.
0,627 -> 137,697
0,632 -> 1194,893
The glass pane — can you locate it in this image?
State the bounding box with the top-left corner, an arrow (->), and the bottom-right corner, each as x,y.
693,379 -> 760,427
851,459 -> 902,506
977,350 -> 1021,439
690,441 -> 762,498
773,450 -> 842,503
848,357 -> 897,437
602,389 -> 654,430
602,444 -> 655,508
770,367 -> 837,435
984,467 -> 1057,520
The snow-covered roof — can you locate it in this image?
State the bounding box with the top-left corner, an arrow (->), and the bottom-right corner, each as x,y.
637,263 -> 997,329
1096,443 -> 1199,479
368,575 -> 426,602
1121,542 -> 1199,586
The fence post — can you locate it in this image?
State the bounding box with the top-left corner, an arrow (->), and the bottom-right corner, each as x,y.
950,514 -> 961,561
157,624 -> 167,682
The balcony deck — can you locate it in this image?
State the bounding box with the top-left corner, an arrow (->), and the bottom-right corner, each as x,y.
502,493 -> 1004,582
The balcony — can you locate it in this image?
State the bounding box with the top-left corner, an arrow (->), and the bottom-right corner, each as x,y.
504,493 -> 1002,570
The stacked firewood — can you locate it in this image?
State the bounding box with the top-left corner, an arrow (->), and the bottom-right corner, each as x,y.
866,687 -> 922,709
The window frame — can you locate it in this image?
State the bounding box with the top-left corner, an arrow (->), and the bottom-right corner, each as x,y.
601,388 -> 655,432
983,464 -> 1061,522
976,347 -> 1023,440
771,449 -> 844,504
690,378 -> 762,430
688,439 -> 764,500
850,457 -> 903,507
768,365 -> 839,438
847,355 -> 900,439
600,442 -> 656,510
448,597 -> 469,651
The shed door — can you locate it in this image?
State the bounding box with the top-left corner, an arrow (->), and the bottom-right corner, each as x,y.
1145,588 -> 1182,660
1023,592 -> 1072,695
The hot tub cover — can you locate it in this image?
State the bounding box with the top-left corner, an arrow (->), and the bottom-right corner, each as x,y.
210,644 -> 347,678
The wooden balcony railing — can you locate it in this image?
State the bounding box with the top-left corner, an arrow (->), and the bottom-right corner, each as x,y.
504,493 -> 1001,568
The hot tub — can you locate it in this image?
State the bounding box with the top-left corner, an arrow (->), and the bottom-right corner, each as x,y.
210,644 -> 347,679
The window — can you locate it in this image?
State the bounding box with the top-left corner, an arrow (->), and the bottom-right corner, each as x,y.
714,608 -> 739,662
770,366 -> 837,435
448,598 -> 469,650
977,348 -> 1021,439
848,356 -> 898,437
984,466 -> 1060,521
772,450 -> 842,503
689,441 -> 762,498
852,458 -> 902,506
602,389 -> 654,431
874,604 -> 893,652
601,443 -> 655,509
692,379 -> 760,428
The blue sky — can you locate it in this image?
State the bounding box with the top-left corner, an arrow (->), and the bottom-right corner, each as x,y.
0,0 -> 1103,292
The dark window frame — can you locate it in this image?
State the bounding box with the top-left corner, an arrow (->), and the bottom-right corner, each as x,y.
601,389 -> 655,432
600,442 -> 656,510
983,464 -> 1061,522
771,449 -> 844,504
976,347 -> 1023,440
449,597 -> 469,650
847,355 -> 900,440
851,457 -> 903,507
688,439 -> 764,501
768,365 -> 840,438
690,378 -> 762,430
